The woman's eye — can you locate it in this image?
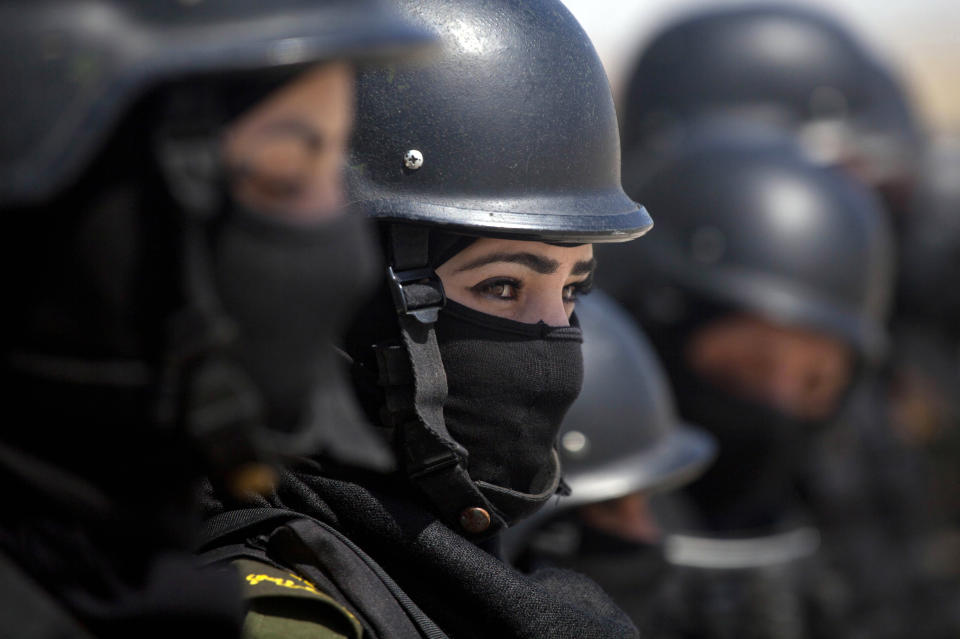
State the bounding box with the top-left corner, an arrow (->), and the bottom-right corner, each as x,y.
473,278 -> 521,300
488,282 -> 517,299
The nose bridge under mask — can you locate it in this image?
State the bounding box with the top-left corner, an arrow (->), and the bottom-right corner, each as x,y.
434,300 -> 584,523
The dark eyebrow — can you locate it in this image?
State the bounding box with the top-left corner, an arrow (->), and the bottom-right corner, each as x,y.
455,252 -> 560,275
454,253 -> 597,277
572,258 -> 597,276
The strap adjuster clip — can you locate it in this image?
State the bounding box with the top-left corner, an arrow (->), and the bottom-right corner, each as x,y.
387,266 -> 446,324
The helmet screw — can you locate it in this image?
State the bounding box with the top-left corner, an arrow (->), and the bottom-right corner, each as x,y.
459,507 -> 491,534
403,149 -> 424,171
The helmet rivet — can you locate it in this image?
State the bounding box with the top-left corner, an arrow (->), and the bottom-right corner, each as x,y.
561,430 -> 590,457
403,149 -> 424,171
459,507 -> 491,534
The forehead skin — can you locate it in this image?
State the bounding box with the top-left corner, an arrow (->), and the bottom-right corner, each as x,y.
443,238 -> 595,274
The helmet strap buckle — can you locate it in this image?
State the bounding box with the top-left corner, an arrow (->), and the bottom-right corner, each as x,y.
387,266 -> 446,324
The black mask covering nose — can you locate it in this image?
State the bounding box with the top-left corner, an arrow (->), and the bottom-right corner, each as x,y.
434,300 -> 584,524
209,202 -> 384,462
674,370 -> 823,532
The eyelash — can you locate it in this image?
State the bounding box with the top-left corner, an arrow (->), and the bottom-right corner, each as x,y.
470,277 -> 593,302
565,278 -> 593,302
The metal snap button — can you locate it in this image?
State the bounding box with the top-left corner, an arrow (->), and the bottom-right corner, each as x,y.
459,507 -> 491,534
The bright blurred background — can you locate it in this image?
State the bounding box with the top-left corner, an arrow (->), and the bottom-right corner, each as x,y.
561,0 -> 960,134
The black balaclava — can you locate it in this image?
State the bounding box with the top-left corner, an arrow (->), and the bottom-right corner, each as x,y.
210,202 -> 380,455
158,72 -> 385,469
672,369 -> 816,532
346,228 -> 584,526
644,299 -> 833,533
435,300 -> 583,520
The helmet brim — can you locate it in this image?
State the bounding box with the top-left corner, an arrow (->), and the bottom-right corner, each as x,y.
558,423 -> 717,510
361,194 -> 654,243
499,423 -> 716,562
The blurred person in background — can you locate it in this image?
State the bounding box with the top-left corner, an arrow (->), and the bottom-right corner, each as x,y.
0,1 -> 431,636
197,1 -> 654,637
503,290 -> 718,637
615,5 -> 960,635
598,126 -> 899,638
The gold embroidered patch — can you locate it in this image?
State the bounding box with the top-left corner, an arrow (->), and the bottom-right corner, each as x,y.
244,572 -> 321,594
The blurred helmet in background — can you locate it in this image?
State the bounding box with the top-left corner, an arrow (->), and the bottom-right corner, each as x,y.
599,123 -> 894,365
620,3 -> 923,216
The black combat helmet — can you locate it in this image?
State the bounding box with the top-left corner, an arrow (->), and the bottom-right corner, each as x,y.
344,0 -> 650,538
349,0 -> 652,243
556,291 -> 715,509
599,124 -> 894,363
0,0 -> 433,207
620,4 -> 922,197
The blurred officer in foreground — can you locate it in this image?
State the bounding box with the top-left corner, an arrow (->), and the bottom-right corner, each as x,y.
598,126 -> 895,638
504,291 -> 717,635
0,1 -> 431,636
198,1 -> 654,637
620,3 -> 923,226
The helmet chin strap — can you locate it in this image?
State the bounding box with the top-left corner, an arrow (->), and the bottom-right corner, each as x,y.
377,223 -> 505,537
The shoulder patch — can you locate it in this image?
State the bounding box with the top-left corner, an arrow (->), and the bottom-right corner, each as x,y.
231,558 -> 364,638
239,562 -> 322,596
